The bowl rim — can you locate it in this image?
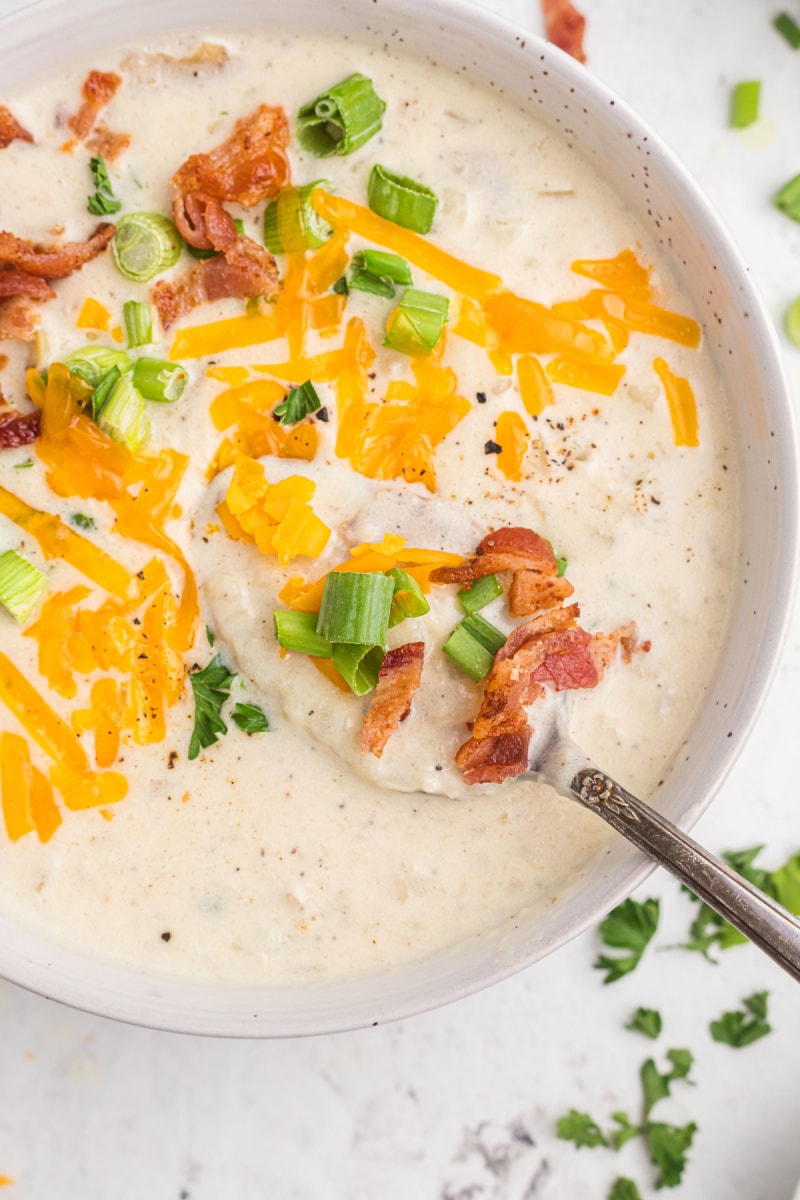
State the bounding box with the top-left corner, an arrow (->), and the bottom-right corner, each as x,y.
0,0 -> 797,1037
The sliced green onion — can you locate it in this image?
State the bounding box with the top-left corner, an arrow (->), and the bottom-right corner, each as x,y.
462,612 -> 506,655
784,296 -> 800,346
297,73 -> 386,157
64,346 -> 132,387
112,213 -> 183,282
556,554 -> 568,578
317,571 -> 394,645
367,165 -> 438,234
90,365 -> 123,419
347,249 -> 413,299
384,288 -> 449,356
96,376 -> 151,451
274,380 -> 321,426
774,174 -> 800,221
730,81 -> 761,129
70,513 -> 95,531
273,609 -> 332,657
132,357 -> 188,403
442,623 -> 495,682
386,567 -> 430,626
0,549 -> 47,623
87,154 -> 121,216
458,574 -> 502,614
332,276 -> 349,296
263,181 -> 333,253
774,12 -> 800,48
186,217 -> 245,260
331,642 -> 385,695
123,300 -> 153,348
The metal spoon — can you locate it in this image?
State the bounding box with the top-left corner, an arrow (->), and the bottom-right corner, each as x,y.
527,699 -> 800,982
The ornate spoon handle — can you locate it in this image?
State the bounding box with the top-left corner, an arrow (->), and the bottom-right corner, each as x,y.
572,767 -> 800,983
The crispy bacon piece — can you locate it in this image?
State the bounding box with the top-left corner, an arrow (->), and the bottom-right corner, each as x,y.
122,42 -> 230,80
0,270 -> 55,301
431,526 -> 558,586
152,235 -> 280,328
85,124 -> 131,164
67,70 -> 123,141
456,605 -> 645,785
0,297 -> 40,342
0,105 -> 33,149
361,642 -> 425,759
0,408 -> 41,447
508,568 -> 574,617
0,223 -> 114,280
171,105 -> 290,248
542,0 -> 587,63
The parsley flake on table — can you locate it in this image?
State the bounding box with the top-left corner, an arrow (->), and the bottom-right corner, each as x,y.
626,1006 -> 662,1039
230,702 -> 270,734
709,990 -> 772,1048
641,1048 -> 694,1116
594,897 -> 660,983
555,1108 -> 608,1148
608,1179 -> 643,1200
646,1120 -> 698,1189
610,1111 -> 641,1150
188,653 -> 235,760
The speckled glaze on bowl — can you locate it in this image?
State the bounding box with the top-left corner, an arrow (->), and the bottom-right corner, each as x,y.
0,0 -> 796,1036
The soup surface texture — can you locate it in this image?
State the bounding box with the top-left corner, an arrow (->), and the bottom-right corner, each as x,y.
0,30 -> 737,985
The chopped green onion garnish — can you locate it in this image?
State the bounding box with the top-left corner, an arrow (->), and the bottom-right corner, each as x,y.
87,154 -> 121,216
384,288 -> 449,356
273,609 -> 332,657
230,702 -> 270,734
442,623 -> 496,682
386,567 -> 430,626
317,571 -> 394,645
70,513 -> 95,531
90,365 -> 123,419
0,549 -> 47,623
331,642 -> 385,695
64,346 -> 132,387
367,165 -> 438,234
774,12 -> 800,47
96,376 -> 151,451
123,300 -> 153,348
132,357 -> 188,403
774,173 -> 800,221
462,612 -> 507,655
13,459 -> 33,471
784,296 -> 800,346
297,73 -> 386,157
347,249 -> 413,299
730,81 -> 761,129
112,212 -> 183,282
332,276 -> 349,296
263,181 -> 333,253
274,380 -> 321,426
458,574 -> 502,614
556,554 -> 568,578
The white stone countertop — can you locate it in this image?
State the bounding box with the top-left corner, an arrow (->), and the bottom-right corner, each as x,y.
0,0 -> 799,1197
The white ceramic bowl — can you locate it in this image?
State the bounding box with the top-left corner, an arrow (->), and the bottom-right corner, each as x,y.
0,0 -> 796,1036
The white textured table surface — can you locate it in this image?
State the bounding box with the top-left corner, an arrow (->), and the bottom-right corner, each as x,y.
1,1 -> 799,1197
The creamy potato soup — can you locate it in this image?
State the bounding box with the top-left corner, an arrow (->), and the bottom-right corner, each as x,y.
0,31 -> 736,985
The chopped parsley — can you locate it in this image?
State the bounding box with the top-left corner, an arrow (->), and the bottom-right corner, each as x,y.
87,154 -> 122,216
646,1120 -> 698,1189
230,702 -> 270,734
556,1109 -> 608,1148
608,1179 -> 643,1200
594,896 -> 660,983
273,380 -> 321,426
626,1006 -> 662,1040
206,625 -> 216,647
709,991 -> 772,1048
641,1048 -> 694,1116
70,512 -> 95,531
187,654 -> 235,760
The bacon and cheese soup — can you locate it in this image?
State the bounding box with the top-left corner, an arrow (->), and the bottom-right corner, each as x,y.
0,31 -> 737,985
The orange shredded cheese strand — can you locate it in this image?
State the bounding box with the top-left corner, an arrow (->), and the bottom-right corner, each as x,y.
653,357 -> 699,446
335,318 -> 376,460
0,484 -> 133,600
29,760 -> 62,842
0,732 -> 36,841
312,190 -> 502,302
252,347 -> 346,383
517,355 -> 554,416
305,227 -> 350,295
76,297 -> 111,331
169,309 -> 281,360
546,356 -> 626,395
25,586 -> 92,699
587,291 -> 701,347
494,411 -> 530,481
483,290 -> 614,360
571,249 -> 653,296
221,457 -> 331,564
